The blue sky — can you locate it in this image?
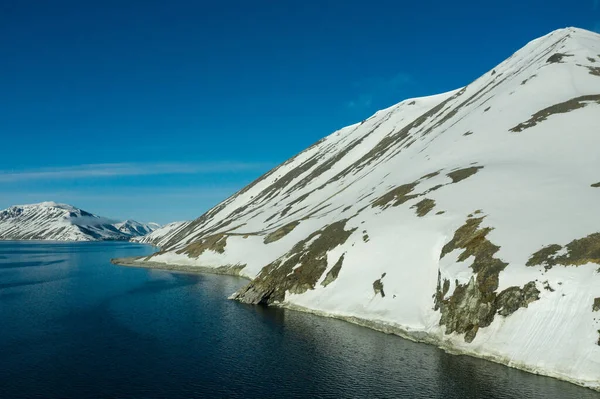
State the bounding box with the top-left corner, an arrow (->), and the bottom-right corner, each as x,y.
1,0 -> 598,224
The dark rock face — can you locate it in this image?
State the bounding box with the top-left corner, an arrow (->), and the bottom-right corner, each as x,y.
495,282 -> 540,317
546,53 -> 573,63
373,273 -> 386,297
233,220 -> 356,305
593,298 -> 600,312
526,233 -> 600,270
447,167 -> 484,184
321,254 -> 345,287
435,216 -> 540,342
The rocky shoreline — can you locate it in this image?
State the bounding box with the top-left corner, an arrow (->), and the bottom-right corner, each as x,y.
110,257 -> 248,278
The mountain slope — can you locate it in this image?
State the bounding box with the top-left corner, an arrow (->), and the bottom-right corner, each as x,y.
115,220 -> 160,237
0,202 -> 156,242
131,221 -> 190,247
116,27 -> 600,389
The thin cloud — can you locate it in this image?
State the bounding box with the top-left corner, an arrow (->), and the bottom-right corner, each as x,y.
0,162 -> 272,183
0,186 -> 243,202
346,72 -> 414,109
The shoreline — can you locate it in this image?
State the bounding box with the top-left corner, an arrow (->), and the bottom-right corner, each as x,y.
111,257 -> 250,279
112,256 -> 600,393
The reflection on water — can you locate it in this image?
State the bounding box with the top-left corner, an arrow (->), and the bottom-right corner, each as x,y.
0,241 -> 597,399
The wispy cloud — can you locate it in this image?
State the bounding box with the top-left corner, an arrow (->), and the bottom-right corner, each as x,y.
1,187 -> 242,201
0,162 -> 272,183
346,72 -> 414,109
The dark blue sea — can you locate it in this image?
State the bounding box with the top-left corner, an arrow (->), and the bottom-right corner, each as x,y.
0,241 -> 597,398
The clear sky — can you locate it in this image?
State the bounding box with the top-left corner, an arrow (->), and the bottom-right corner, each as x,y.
1,0 -> 598,224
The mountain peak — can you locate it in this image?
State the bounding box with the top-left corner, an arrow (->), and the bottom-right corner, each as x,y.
19,201 -> 75,210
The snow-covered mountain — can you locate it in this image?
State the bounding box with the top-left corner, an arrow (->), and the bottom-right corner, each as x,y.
131,221 -> 190,247
114,220 -> 160,237
0,202 -> 157,242
114,28 -> 600,389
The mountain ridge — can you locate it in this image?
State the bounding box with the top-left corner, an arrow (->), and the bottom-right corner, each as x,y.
114,27 -> 600,390
0,202 -> 159,242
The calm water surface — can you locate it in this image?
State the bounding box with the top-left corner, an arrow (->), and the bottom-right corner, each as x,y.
0,241 -> 597,399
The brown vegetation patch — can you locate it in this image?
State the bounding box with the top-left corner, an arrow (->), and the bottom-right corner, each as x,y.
412,198 -> 436,217
526,233 -> 600,270
371,183 -> 419,209
420,170 -> 441,180
510,95 -> 600,132
264,221 -> 300,244
447,166 -> 484,183
588,66 -> 600,76
233,220 -> 356,304
177,233 -> 228,257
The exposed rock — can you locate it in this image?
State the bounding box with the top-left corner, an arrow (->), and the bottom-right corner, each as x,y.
526,233 -> 600,270
264,221 -> 300,244
362,231 -> 370,242
546,53 -> 573,63
542,280 -> 555,292
435,216 -> 540,342
372,183 -> 418,209
593,298 -> 600,312
233,220 -> 356,304
447,166 -> 484,183
495,282 -> 540,317
510,95 -> 600,132
588,66 -> 600,76
373,273 -> 386,297
412,198 -> 436,217
521,74 -> 537,85
176,233 -> 227,257
321,254 -> 345,287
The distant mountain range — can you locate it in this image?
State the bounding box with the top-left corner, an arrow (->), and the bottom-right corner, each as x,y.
0,202 -> 159,242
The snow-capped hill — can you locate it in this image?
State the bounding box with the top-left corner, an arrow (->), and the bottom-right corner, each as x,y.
115,28 -> 600,389
131,221 -> 190,247
114,220 -> 160,237
0,202 -> 153,242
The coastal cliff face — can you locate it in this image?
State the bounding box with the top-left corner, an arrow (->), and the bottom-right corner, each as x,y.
119,28 -> 600,389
